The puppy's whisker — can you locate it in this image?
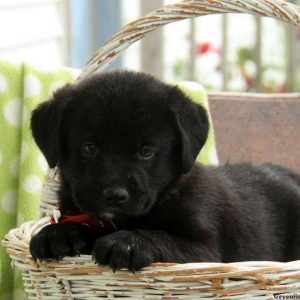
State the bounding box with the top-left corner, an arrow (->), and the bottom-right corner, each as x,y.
110,221 -> 117,230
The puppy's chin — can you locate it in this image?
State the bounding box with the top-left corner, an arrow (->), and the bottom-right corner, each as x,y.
97,202 -> 152,222
99,211 -> 116,221
74,192 -> 156,222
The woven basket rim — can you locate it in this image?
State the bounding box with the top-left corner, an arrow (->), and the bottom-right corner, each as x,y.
4,218 -> 300,298
4,217 -> 300,268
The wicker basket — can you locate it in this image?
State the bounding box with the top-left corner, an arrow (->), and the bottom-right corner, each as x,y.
3,0 -> 300,299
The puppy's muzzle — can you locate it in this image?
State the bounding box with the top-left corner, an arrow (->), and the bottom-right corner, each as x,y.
102,186 -> 129,203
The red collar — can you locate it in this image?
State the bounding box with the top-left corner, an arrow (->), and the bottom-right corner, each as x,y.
50,209 -> 118,232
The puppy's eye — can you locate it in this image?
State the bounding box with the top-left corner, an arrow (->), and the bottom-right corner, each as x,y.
139,146 -> 155,159
81,143 -> 99,156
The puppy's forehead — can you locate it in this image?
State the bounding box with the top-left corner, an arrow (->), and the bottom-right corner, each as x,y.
66,73 -> 175,128
63,76 -> 177,147
67,97 -> 172,137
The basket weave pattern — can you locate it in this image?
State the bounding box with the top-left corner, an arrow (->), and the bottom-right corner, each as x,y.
3,0 -> 300,299
4,223 -> 300,299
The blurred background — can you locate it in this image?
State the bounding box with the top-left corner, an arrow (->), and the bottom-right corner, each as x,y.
1,0 -> 300,92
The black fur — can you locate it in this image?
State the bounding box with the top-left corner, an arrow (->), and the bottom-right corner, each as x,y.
29,71 -> 300,271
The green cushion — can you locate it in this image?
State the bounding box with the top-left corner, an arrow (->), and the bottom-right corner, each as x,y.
0,60 -> 77,300
175,81 -> 218,165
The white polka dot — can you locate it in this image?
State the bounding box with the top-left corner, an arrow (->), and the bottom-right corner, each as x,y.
4,98 -> 22,127
209,149 -> 219,165
23,175 -> 42,194
10,157 -> 20,177
49,80 -> 67,94
21,143 -> 30,162
1,189 -> 18,214
39,154 -> 48,172
24,74 -> 41,98
0,73 -> 7,93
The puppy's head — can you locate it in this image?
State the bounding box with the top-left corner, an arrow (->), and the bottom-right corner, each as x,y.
31,71 -> 208,220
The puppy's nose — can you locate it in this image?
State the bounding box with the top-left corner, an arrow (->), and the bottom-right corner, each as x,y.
102,187 -> 129,203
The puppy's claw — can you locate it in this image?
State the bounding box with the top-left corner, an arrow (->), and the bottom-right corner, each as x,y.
92,230 -> 155,273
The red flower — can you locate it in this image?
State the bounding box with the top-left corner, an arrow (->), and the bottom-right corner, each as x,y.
197,42 -> 221,55
197,42 -> 212,54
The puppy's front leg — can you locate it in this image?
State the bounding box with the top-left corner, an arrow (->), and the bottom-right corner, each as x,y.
30,223 -> 99,260
93,229 -> 220,272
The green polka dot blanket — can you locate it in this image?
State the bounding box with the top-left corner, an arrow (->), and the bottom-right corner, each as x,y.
0,61 -> 77,300
0,61 -> 217,300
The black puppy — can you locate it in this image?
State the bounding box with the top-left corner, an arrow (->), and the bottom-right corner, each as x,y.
30,71 -> 300,271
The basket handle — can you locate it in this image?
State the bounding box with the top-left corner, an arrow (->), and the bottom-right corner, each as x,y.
79,0 -> 300,79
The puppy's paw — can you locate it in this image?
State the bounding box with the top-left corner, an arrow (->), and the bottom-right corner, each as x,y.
93,230 -> 154,272
29,223 -> 94,261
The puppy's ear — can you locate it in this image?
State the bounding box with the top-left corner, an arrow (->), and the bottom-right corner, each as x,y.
172,101 -> 209,173
31,86 -> 71,168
